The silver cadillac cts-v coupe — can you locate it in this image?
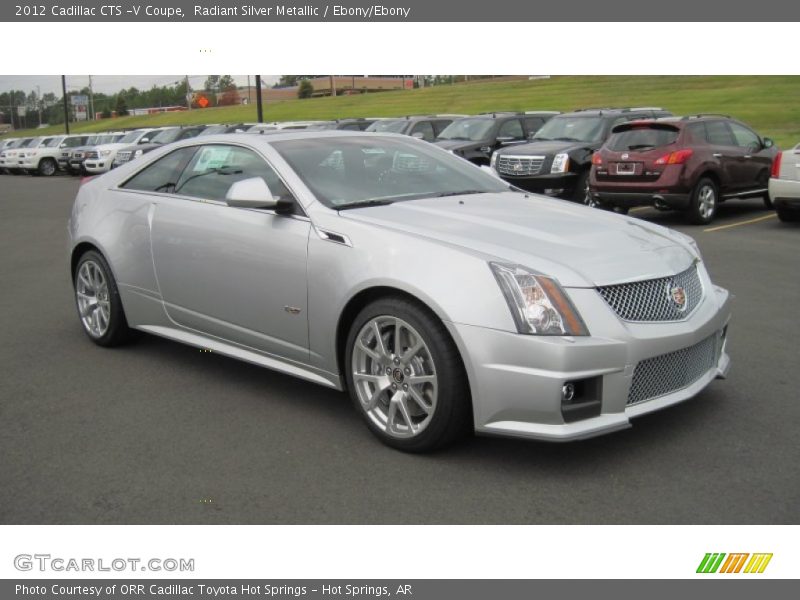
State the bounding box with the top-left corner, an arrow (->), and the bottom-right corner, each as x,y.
68,131 -> 731,452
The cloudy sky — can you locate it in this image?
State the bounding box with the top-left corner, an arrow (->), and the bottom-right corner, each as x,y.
0,75 -> 282,96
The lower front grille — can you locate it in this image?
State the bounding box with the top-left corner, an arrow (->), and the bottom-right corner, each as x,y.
627,332 -> 721,406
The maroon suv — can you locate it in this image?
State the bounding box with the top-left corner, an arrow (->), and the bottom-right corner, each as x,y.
589,115 -> 777,224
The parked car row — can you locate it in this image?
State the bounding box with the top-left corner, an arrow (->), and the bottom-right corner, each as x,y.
1,108 -> 795,225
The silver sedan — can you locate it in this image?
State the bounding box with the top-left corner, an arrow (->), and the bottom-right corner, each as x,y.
68,132 -> 732,452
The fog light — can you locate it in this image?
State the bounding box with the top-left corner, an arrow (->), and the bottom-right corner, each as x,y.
561,382 -> 576,403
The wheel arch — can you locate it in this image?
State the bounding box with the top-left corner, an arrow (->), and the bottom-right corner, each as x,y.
335,285 -> 471,395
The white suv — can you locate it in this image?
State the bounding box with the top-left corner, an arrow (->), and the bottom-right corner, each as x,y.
18,135 -> 71,176
83,129 -> 159,174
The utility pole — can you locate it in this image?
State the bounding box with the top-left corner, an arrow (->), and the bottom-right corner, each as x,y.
88,75 -> 95,120
36,85 -> 42,126
186,75 -> 192,110
330,75 -> 336,97
255,75 -> 264,123
247,75 -> 252,105
61,76 -> 70,134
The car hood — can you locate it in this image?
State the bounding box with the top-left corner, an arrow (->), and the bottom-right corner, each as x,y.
338,192 -> 696,287
497,139 -> 593,156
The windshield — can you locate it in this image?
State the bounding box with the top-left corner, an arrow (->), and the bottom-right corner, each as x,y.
273,136 -> 509,209
150,128 -> 181,144
198,126 -> 228,136
45,137 -> 63,147
532,116 -> 605,143
436,118 -> 495,141
366,120 -> 407,133
120,130 -> 146,144
607,126 -> 679,151
17,138 -> 36,148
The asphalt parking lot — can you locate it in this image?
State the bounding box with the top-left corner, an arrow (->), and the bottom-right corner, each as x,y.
1,173 -> 798,525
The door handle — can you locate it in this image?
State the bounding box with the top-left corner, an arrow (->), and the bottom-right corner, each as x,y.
712,153 -> 722,158
744,155 -> 752,159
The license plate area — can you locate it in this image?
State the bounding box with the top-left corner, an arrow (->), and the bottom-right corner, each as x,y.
615,162 -> 637,175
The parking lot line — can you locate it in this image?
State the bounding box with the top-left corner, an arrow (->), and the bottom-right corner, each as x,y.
703,213 -> 777,233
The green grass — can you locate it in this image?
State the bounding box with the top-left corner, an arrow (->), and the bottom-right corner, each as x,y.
8,76 -> 800,148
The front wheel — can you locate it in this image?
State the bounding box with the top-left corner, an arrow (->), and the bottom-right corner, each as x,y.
345,297 -> 471,452
776,207 -> 800,222
571,170 -> 592,205
686,177 -> 718,225
38,158 -> 57,177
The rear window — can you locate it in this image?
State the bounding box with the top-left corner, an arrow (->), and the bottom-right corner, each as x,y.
608,126 -> 679,151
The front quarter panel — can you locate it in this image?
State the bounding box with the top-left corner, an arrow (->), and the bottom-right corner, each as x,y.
305,211 -> 519,375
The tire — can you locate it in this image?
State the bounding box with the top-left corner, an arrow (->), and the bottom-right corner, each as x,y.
345,296 -> 472,452
776,207 -> 800,223
73,250 -> 133,347
686,177 -> 718,225
571,170 -> 592,205
38,158 -> 57,177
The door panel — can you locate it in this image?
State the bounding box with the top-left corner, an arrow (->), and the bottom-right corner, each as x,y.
151,198 -> 311,363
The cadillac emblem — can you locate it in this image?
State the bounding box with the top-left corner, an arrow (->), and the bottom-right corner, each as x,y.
621,153 -> 629,160
669,284 -> 687,312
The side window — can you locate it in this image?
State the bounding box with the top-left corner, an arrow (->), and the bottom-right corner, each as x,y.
341,123 -> 362,131
433,120 -> 453,136
174,145 -> 294,203
524,117 -> 544,134
686,122 -> 708,144
498,119 -> 524,140
705,121 -> 736,146
729,123 -> 761,150
410,120 -> 436,142
121,147 -> 198,192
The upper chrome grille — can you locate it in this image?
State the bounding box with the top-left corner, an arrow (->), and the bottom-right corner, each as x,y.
115,151 -> 132,163
597,264 -> 703,322
627,332 -> 721,406
496,155 -> 545,176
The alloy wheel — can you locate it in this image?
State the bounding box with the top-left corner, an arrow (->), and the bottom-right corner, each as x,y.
698,185 -> 716,220
351,316 -> 438,438
75,260 -> 111,338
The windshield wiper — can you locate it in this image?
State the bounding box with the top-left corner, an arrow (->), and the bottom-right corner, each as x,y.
554,136 -> 580,142
337,198 -> 396,210
628,144 -> 655,150
433,190 -> 486,198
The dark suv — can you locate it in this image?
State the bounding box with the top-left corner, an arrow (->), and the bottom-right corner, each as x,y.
491,107 -> 672,202
434,112 -> 558,165
366,115 -> 465,142
589,115 -> 777,224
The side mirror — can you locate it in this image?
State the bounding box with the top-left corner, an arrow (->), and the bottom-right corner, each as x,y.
763,137 -> 774,149
225,177 -> 292,212
139,138 -> 149,144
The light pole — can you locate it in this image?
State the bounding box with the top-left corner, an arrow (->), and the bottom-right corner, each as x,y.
255,75 -> 263,123
61,76 -> 70,134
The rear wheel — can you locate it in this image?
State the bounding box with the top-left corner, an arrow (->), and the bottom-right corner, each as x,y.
73,250 -> 133,347
686,177 -> 718,225
345,297 -> 471,452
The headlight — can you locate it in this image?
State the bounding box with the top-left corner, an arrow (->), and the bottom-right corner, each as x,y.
550,153 -> 570,174
490,262 -> 588,336
134,149 -> 143,157
490,152 -> 497,169
100,149 -> 112,157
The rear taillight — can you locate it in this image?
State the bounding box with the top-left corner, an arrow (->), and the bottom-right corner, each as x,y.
654,149 -> 694,165
591,153 -> 603,165
771,151 -> 782,178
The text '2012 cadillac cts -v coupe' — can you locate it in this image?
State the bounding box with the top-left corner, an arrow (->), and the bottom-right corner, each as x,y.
68,131 -> 732,452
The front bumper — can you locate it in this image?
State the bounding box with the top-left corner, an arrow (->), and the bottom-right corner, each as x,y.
84,159 -> 111,173
446,278 -> 732,442
496,171 -> 577,194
